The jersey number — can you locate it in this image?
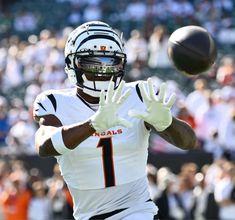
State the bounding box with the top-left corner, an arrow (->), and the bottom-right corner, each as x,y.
97,137 -> 115,187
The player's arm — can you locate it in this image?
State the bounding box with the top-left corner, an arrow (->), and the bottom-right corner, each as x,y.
146,117 -> 196,150
34,80 -> 131,157
34,114 -> 95,157
129,78 -> 197,150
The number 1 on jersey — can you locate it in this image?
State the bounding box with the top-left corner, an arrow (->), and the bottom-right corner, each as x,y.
97,137 -> 115,187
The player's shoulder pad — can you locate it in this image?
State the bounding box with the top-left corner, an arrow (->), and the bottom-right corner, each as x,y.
125,80 -> 148,102
33,89 -> 64,117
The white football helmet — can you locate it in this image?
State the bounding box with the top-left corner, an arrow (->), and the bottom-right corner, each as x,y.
64,21 -> 126,97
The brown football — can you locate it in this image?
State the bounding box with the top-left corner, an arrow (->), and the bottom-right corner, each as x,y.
168,25 -> 217,75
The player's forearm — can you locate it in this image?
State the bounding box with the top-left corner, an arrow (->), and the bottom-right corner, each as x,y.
36,121 -> 95,157
157,117 -> 197,150
62,120 -> 95,149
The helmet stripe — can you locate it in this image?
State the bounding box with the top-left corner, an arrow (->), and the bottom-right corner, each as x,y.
76,35 -> 122,51
73,28 -> 120,46
86,23 -> 109,27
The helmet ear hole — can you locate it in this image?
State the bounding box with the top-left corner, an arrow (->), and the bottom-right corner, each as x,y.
65,68 -> 77,85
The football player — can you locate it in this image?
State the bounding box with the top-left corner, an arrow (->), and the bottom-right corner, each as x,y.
33,21 -> 196,220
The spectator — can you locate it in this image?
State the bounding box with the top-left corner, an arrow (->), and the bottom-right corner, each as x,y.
47,164 -> 68,220
180,162 -> 198,189
24,83 -> 42,110
67,8 -> 82,26
34,29 -> 53,65
28,181 -> 53,220
13,9 -> 38,33
195,92 -> 224,145
148,25 -> 171,69
204,130 -> 224,160
169,0 -> 194,19
0,160 -> 31,220
125,29 -> 148,65
0,97 -> 10,148
174,173 -> 196,220
185,78 -> 210,144
0,12 -> 11,36
219,106 -> 235,160
193,167 -> 219,220
3,45 -> 23,90
214,160 -> 235,220
217,19 -> 235,44
7,98 -> 26,126
185,78 -> 210,117
125,0 -> 147,22
216,56 -> 235,86
214,0 -> 234,15
176,102 -> 196,129
146,164 -> 160,200
39,65 -> 66,90
7,111 -> 37,155
127,60 -> 150,82
83,4 -> 102,22
154,167 -> 182,220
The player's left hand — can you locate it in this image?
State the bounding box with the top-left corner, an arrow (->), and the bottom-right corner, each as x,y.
128,78 -> 176,132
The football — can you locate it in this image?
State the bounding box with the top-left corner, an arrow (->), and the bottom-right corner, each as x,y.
167,25 -> 217,76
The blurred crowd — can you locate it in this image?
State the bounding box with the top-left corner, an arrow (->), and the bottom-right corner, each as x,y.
0,158 -> 235,220
147,159 -> 235,220
0,160 -> 74,220
1,0 -> 235,44
0,0 -> 235,219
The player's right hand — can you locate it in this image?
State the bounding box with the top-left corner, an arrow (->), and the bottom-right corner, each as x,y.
90,80 -> 132,132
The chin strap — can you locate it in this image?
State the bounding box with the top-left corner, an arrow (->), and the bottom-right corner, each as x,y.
81,75 -> 122,98
81,75 -> 110,97
82,87 -> 105,98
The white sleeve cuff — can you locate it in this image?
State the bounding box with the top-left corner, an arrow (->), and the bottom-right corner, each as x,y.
51,127 -> 70,155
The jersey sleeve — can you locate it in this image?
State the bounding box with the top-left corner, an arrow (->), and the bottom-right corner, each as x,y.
33,91 -> 57,119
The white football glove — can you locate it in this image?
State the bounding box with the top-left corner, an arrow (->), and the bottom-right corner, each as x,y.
90,80 -> 132,132
128,78 -> 176,132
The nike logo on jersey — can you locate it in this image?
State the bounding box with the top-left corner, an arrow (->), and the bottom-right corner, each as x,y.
93,129 -> 123,137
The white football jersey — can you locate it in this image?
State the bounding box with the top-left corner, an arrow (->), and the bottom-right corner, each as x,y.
33,81 -> 158,219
